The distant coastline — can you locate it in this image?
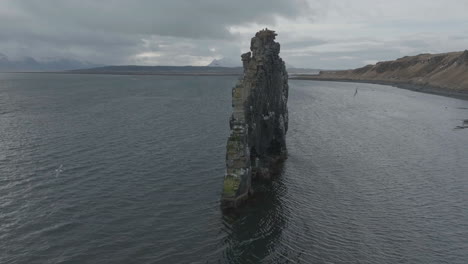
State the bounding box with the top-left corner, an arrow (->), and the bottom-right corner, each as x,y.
291,50 -> 468,101
290,76 -> 468,101
3,71 -> 242,76
1,65 -> 319,77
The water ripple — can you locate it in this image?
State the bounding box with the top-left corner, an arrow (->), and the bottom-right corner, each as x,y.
1,74 -> 468,263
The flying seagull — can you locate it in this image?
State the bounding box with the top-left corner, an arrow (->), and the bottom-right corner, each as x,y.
55,164 -> 63,177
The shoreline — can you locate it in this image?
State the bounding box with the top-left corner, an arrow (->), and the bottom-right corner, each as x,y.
290,76 -> 468,101
0,71 -> 242,76
3,71 -> 468,101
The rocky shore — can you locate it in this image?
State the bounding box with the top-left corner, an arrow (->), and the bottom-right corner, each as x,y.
291,77 -> 468,101
221,29 -> 289,209
292,51 -> 468,100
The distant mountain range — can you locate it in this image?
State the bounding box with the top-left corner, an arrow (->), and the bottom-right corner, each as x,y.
70,65 -> 320,76
0,53 -> 100,72
0,53 -> 320,75
70,65 -> 243,75
69,57 -> 320,76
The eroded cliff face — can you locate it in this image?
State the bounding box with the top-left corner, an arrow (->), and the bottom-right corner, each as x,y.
222,29 -> 289,209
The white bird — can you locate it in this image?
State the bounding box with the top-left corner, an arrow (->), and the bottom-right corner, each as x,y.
55,164 -> 64,177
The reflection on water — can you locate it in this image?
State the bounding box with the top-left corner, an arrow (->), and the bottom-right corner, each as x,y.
222,162 -> 289,263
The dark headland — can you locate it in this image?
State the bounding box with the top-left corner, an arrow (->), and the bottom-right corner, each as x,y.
292,51 -> 468,100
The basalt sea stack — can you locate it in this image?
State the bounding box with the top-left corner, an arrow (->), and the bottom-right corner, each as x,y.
221,29 -> 289,209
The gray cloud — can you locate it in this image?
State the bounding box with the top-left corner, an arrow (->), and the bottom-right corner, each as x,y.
0,0 -> 311,65
283,38 -> 328,49
281,33 -> 468,69
0,0 -> 467,68
12,0 -> 310,39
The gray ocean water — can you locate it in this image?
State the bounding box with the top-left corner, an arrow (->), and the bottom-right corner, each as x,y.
0,73 -> 467,264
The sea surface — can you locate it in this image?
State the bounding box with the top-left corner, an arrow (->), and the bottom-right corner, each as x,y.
1,73 -> 467,264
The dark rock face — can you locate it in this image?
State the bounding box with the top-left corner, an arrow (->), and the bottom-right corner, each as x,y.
221,29 -> 289,209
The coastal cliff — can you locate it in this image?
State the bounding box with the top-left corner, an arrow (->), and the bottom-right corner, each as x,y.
221,29 -> 289,209
295,51 -> 468,96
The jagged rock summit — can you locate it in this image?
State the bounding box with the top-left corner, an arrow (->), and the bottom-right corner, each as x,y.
221,29 -> 289,209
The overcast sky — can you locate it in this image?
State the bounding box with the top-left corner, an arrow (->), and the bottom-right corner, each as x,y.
1,0 -> 467,69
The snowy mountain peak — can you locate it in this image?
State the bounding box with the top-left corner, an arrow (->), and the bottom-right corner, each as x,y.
207,58 -> 241,68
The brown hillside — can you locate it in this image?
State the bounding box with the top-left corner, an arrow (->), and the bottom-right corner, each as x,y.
313,51 -> 468,91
